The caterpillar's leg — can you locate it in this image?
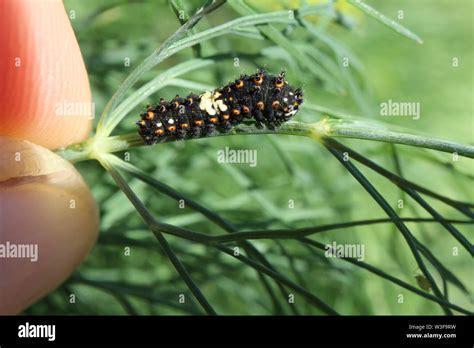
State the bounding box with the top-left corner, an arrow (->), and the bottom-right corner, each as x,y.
264,107 -> 276,129
175,129 -> 187,140
274,110 -> 284,127
190,126 -> 202,138
219,121 -> 233,133
253,109 -> 265,129
205,123 -> 216,135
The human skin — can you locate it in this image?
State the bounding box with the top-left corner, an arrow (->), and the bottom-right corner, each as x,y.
0,0 -> 92,150
0,0 -> 99,314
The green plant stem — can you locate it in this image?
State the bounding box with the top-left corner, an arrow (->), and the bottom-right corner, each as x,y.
347,0 -> 423,44
104,59 -> 216,133
414,240 -> 468,294
323,138 -> 474,253
329,121 -> 474,158
325,145 -> 453,315
101,153 -> 336,315
301,239 -> 470,315
98,154 -> 217,315
71,274 -> 201,314
92,151 -> 470,315
207,218 -> 474,243
98,227 -> 469,314
98,153 -> 343,315
389,146 -> 470,293
107,155 -> 308,314
96,0 -> 226,136
215,245 -> 339,315
169,0 -> 203,58
153,232 -> 217,315
87,157 -> 473,314
57,119 -> 474,164
322,137 -> 474,210
229,0 -> 345,94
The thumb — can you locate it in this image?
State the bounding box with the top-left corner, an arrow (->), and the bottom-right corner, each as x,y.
0,136 -> 99,314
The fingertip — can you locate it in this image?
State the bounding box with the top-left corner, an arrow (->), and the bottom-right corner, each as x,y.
0,0 -> 93,150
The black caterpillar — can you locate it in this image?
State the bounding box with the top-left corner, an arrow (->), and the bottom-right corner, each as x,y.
136,69 -> 303,144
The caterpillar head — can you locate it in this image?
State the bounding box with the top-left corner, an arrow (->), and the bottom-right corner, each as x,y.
282,87 -> 303,118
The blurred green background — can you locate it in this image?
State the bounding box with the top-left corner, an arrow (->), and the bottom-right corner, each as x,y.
27,0 -> 472,315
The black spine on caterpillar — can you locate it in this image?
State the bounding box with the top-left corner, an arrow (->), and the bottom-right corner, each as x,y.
136,68 -> 303,145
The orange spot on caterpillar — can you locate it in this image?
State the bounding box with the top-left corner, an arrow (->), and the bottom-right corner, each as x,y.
146,111 -> 155,120
235,80 -> 244,88
181,123 -> 189,129
256,101 -> 264,110
222,114 -> 230,120
209,117 -> 218,124
195,120 -> 204,126
232,109 -> 240,116
242,105 -> 250,113
155,129 -> 165,135
167,126 -> 176,132
272,101 -> 280,109
254,75 -> 263,85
